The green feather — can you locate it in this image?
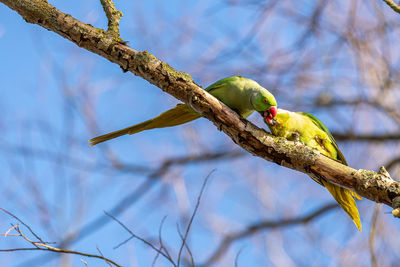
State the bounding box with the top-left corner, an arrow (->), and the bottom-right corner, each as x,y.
89,104 -> 200,146
90,76 -> 276,145
205,75 -> 243,92
300,112 -> 347,165
267,109 -> 362,231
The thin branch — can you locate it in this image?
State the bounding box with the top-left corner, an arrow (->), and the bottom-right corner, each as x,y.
0,243 -> 121,267
177,170 -> 214,266
0,210 -> 121,267
202,203 -> 339,266
149,150 -> 244,179
62,150 -> 238,244
99,0 -> 123,37
386,157 -> 400,171
234,247 -> 244,267
153,216 -> 173,267
0,248 -> 39,252
332,133 -> 400,142
369,204 -> 381,267
382,0 -> 400,14
104,211 -> 177,267
176,224 -> 195,267
80,259 -> 88,267
315,98 -> 400,126
0,208 -> 44,243
4,224 -> 19,237
96,246 -> 113,267
113,236 -> 134,250
61,179 -> 156,246
21,150 -> 239,266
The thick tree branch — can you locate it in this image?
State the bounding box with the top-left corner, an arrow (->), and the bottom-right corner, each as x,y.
1,0 -> 399,208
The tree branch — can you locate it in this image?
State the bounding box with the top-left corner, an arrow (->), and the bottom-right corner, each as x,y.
1,0 -> 399,208
202,203 -> 339,266
369,204 -> 381,267
332,133 -> 400,142
382,0 -> 400,14
0,209 -> 121,267
19,149 -> 241,266
105,211 -> 177,267
99,0 -> 122,37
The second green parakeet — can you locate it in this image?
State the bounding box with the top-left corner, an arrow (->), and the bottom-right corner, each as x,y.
90,76 -> 277,145
265,109 -> 362,231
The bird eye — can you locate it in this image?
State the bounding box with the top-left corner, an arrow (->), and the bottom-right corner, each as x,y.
263,98 -> 268,104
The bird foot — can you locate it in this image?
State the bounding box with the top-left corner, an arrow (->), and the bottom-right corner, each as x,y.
291,132 -> 300,143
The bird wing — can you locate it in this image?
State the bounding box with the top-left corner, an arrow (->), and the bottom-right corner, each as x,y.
300,112 -> 347,165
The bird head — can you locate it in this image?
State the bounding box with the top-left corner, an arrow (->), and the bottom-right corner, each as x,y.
251,88 -> 278,124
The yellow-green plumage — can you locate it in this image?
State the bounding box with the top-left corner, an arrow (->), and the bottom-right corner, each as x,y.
267,109 -> 362,231
89,76 -> 276,146
89,104 -> 200,146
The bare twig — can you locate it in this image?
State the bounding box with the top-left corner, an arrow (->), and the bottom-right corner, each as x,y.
21,150 -> 239,266
234,247 -> 245,267
96,246 -> 112,267
177,170 -> 214,266
0,208 -> 44,243
0,209 -> 121,267
105,211 -> 177,267
202,203 -> 339,266
369,204 -> 381,267
176,224 -> 195,267
152,216 -> 173,267
149,151 -> 244,179
65,150 -> 237,244
4,224 -> 19,237
61,179 -> 156,248
386,157 -> 400,171
99,0 -> 123,37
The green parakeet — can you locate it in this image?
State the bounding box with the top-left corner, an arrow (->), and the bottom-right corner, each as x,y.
89,76 -> 277,145
265,109 -> 362,231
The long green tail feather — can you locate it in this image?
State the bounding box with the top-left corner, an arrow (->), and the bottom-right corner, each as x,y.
321,180 -> 362,231
89,104 -> 201,146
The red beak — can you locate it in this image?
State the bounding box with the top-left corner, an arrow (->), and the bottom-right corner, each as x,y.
268,106 -> 277,118
264,106 -> 277,124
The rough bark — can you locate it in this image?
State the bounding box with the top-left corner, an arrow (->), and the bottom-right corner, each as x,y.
1,0 -> 399,208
